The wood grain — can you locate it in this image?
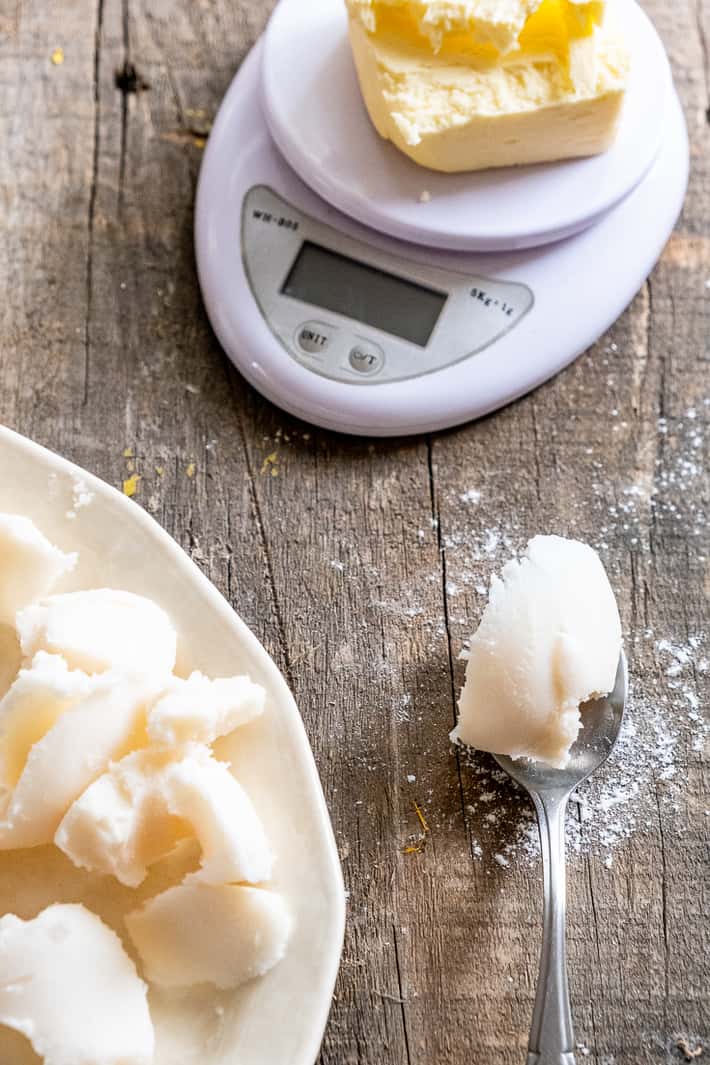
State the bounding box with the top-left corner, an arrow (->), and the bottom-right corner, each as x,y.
0,2 -> 708,1063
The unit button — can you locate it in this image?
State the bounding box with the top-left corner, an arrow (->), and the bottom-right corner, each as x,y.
296,322 -> 333,356
349,342 -> 384,376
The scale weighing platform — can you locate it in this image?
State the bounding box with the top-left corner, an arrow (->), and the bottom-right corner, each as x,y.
195,0 -> 689,437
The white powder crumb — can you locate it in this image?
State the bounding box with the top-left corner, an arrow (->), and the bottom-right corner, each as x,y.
395,694 -> 412,724
419,190 -> 431,203
459,489 -> 481,505
494,853 -> 509,868
185,383 -> 201,395
406,774 -> 416,784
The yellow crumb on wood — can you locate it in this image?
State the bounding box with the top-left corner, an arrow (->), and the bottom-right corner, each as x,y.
122,474 -> 141,498
51,47 -> 64,65
261,452 -> 279,476
403,802 -> 430,855
123,447 -> 134,459
414,802 -> 429,835
160,131 -> 208,150
155,466 -> 164,477
186,462 -> 196,479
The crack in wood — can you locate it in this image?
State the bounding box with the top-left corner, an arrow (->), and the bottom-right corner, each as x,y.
226,376 -> 295,689
654,782 -> 671,1029
83,0 -> 105,408
530,400 -> 544,504
117,0 -> 131,213
427,437 -> 482,869
695,0 -> 710,121
392,922 -> 413,1065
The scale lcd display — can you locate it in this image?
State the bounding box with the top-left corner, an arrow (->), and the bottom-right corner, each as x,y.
281,241 -> 447,348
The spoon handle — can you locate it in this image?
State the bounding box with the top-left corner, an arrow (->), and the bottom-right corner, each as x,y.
526,790 -> 576,1065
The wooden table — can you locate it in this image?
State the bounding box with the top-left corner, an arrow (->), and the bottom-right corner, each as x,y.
1,3 -> 708,1062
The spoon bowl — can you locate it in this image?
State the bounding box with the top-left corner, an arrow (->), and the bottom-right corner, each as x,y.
493,652 -> 628,1065
494,652 -> 629,795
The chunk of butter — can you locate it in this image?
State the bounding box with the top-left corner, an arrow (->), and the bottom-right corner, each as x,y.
126,883 -> 292,990
0,671 -> 164,849
0,514 -> 76,628
451,535 -> 621,767
17,589 -> 177,675
147,671 -> 266,746
345,0 -> 630,172
0,652 -> 93,792
0,904 -> 153,1065
56,745 -> 274,888
347,0 -> 604,55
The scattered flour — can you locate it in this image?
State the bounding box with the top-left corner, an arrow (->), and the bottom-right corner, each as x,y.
458,631 -> 708,868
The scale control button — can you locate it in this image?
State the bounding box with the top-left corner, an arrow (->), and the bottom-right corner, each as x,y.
349,342 -> 384,376
296,322 -> 333,356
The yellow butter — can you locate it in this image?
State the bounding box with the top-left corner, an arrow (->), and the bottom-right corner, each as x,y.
349,0 -> 604,56
345,0 -> 629,172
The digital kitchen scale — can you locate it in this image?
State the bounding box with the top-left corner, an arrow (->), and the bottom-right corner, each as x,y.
195,0 -> 689,437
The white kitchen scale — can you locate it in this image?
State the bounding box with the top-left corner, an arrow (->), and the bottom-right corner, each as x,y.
195,0 -> 689,437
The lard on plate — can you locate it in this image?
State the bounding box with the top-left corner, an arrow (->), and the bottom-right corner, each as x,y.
17,589 -> 177,675
147,671 -> 265,746
0,514 -> 76,628
126,883 -> 291,990
0,904 -> 153,1065
56,745 -> 274,888
0,672 -> 164,849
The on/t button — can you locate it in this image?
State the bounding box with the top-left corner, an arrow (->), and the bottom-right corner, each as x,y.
349,341 -> 384,376
296,322 -> 333,356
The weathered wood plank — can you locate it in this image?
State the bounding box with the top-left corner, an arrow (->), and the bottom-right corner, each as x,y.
0,1 -> 707,1063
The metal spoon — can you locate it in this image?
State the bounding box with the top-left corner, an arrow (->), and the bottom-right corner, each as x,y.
493,652 -> 628,1065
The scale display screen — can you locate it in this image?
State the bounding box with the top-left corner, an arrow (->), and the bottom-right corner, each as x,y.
281,241 -> 447,347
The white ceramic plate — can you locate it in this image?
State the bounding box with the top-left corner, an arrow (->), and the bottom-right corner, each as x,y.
0,426 -> 345,1065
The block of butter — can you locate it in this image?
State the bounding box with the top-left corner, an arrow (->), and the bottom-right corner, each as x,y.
345,0 -> 630,172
